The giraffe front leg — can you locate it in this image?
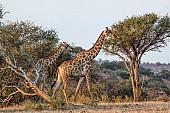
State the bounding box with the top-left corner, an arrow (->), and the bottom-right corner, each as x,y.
52,74 -> 62,98
85,74 -> 93,100
74,77 -> 85,102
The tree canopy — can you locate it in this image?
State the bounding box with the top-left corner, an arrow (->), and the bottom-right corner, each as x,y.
104,13 -> 170,63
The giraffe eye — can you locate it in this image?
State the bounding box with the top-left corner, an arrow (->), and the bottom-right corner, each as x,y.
108,30 -> 112,33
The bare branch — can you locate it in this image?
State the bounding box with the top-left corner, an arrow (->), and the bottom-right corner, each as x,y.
0,91 -> 19,103
33,64 -> 41,85
0,86 -> 37,103
13,86 -> 37,96
0,67 -> 9,73
21,82 -> 31,89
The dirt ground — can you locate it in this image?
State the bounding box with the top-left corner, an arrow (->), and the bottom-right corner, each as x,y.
1,101 -> 170,113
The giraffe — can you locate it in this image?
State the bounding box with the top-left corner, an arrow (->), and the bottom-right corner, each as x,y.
36,42 -> 72,91
52,27 -> 113,104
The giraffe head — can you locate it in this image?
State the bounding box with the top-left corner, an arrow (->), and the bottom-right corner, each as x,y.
102,27 -> 113,38
60,42 -> 73,52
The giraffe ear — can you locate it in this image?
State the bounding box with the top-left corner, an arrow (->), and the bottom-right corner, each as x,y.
105,27 -> 108,30
63,42 -> 66,44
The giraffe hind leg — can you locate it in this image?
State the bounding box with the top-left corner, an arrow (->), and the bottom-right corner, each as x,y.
52,74 -> 62,98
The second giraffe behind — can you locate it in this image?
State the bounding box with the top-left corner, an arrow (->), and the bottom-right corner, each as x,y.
52,27 -> 113,104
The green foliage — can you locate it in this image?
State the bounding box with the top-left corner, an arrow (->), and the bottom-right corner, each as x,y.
71,46 -> 85,57
0,21 -> 60,73
100,60 -> 126,71
157,70 -> 170,80
138,67 -> 154,77
104,13 -> 170,59
115,70 -> 129,79
0,21 -> 61,105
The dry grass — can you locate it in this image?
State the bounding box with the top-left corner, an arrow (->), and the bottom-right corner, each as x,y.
1,101 -> 170,113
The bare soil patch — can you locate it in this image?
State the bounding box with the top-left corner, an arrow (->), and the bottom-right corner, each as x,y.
1,101 -> 170,113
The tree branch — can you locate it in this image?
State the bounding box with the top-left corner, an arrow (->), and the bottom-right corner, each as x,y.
0,86 -> 37,103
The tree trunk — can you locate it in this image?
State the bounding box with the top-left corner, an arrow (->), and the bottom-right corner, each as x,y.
129,73 -> 137,101
134,66 -> 139,101
129,61 -> 139,102
31,85 -> 52,103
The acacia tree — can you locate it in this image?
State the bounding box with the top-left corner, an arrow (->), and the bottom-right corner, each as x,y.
0,45 -> 53,103
0,21 -> 60,105
103,13 -> 170,101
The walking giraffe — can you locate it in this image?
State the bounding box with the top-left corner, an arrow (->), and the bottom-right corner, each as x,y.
52,27 -> 113,104
36,42 -> 72,91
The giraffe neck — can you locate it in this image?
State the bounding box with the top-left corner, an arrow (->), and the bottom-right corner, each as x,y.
85,31 -> 105,60
42,45 -> 66,67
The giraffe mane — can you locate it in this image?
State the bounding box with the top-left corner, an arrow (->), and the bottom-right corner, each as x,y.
85,31 -> 104,52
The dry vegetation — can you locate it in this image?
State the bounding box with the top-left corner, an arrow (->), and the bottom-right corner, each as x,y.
1,101 -> 170,113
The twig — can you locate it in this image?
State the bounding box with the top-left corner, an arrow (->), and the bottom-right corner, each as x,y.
0,67 -> 10,73
1,91 -> 20,103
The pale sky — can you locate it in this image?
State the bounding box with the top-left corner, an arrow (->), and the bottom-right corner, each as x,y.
1,0 -> 170,63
